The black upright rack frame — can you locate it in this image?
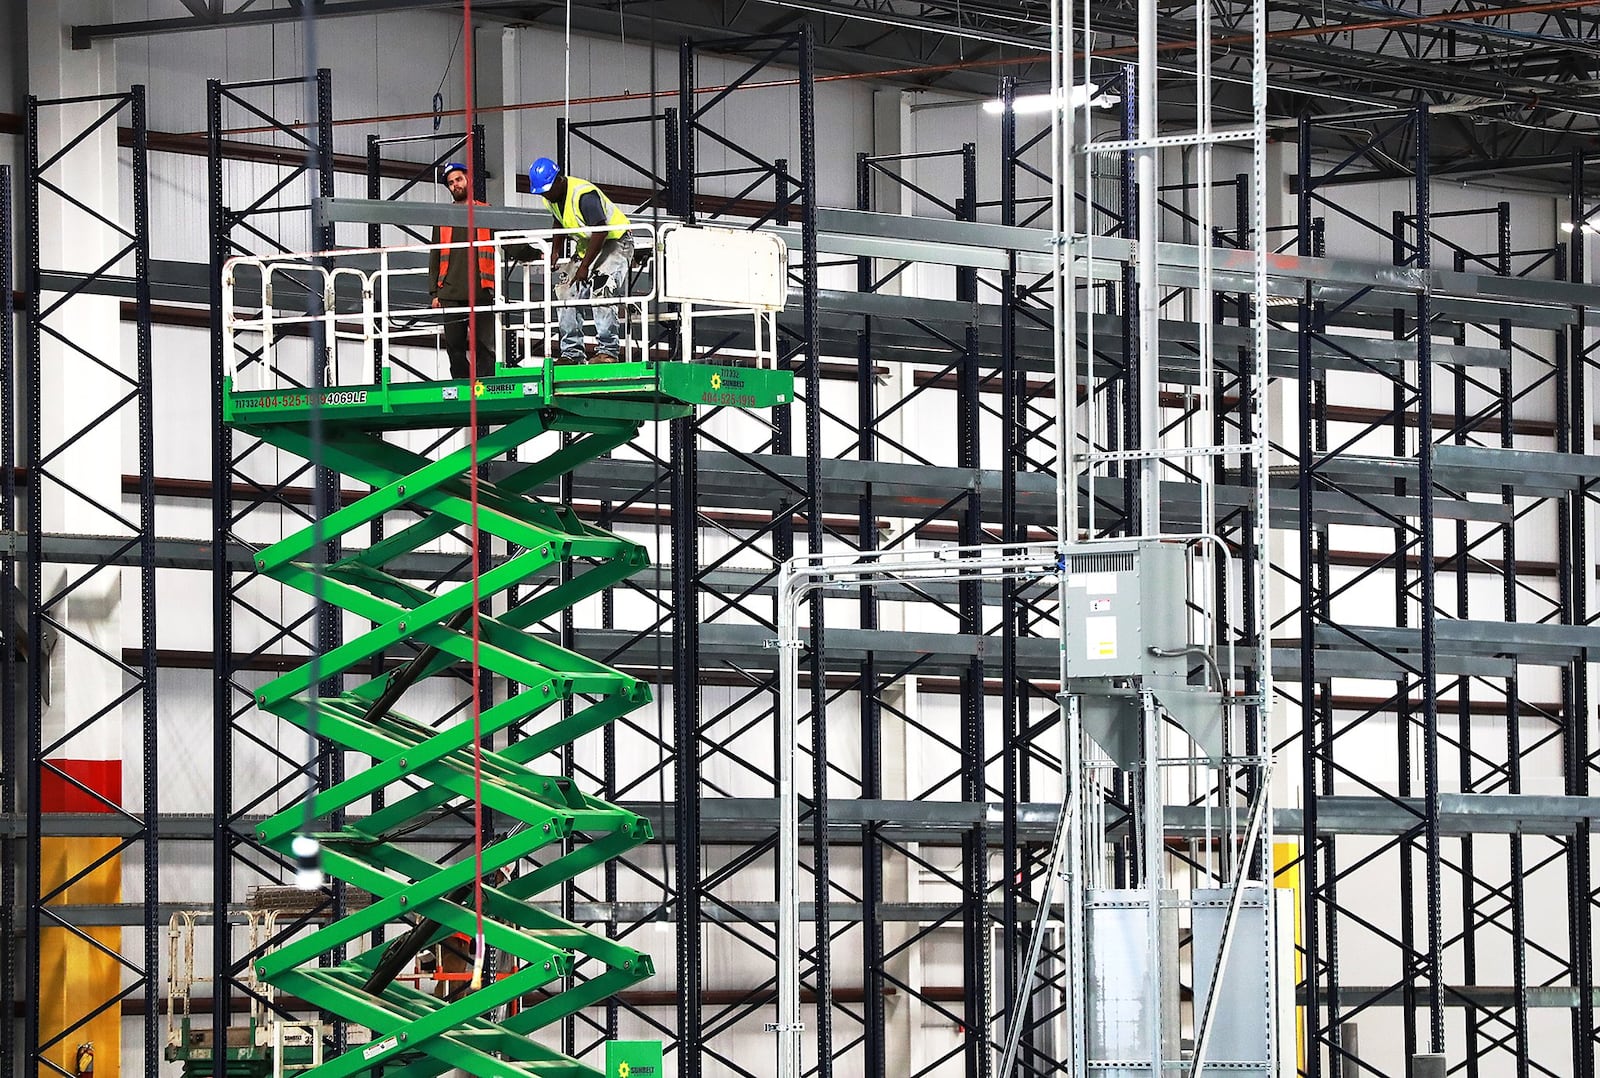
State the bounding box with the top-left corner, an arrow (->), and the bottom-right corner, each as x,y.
1293,107 -> 1600,1078
0,161 -> 17,1078
1296,106 -> 1438,1076
670,27 -> 824,1078
553,104 -> 680,1064
849,139 -> 1002,1078
208,69 -> 337,1075
1564,148 -> 1598,1078
21,86 -> 159,1078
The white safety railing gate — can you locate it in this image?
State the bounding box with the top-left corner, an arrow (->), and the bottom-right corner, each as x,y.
222,221 -> 789,390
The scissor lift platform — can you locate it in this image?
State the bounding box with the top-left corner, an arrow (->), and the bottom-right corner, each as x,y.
225,355 -> 794,1078
224,361 -> 793,433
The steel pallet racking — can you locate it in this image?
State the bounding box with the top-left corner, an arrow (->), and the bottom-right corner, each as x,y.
4,21 -> 1600,1078
1291,106 -> 1600,1077
17,85 -> 159,1078
209,67 -> 344,1069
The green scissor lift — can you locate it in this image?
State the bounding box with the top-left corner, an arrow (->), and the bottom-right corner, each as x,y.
224,360 -> 793,1078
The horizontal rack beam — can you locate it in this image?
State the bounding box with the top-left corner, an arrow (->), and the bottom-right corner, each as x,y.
12,793 -> 1595,844
113,619 -> 1594,681
786,208 -> 1600,323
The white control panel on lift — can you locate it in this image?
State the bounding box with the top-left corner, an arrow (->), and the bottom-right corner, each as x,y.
659,225 -> 789,311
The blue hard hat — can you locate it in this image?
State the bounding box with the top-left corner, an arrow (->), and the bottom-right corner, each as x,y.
528,157 -> 560,195
439,161 -> 468,184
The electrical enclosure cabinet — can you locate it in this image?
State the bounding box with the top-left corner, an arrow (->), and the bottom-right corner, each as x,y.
1062,541 -> 1189,682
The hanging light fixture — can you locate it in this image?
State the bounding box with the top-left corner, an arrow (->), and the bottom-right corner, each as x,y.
982,83 -> 1119,114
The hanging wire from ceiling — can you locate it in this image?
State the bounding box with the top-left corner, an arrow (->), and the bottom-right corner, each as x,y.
572,0 -> 579,147
434,20 -> 466,130
617,0 -> 628,85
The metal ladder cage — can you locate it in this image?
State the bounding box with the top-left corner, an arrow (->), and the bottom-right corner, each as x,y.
1053,0 -> 1275,1067
0,161 -> 17,1078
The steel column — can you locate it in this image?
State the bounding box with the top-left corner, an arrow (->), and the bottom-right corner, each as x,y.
1566,150 -> 1596,1078
1295,116 -> 1323,1078
0,161 -> 15,1078
23,85 -> 158,1078
22,102 -> 41,1076
131,86 -> 161,1078
208,71 -> 339,1071
671,39 -> 703,1078
206,77 -> 234,1078
854,149 -> 887,1078
997,73 -> 1027,1077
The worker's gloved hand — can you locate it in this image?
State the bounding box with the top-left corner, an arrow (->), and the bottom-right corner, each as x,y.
554,258 -> 581,301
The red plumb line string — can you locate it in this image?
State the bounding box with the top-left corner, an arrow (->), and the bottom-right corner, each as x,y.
461,0 -> 488,990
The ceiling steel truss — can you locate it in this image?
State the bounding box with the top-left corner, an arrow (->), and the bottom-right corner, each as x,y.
63,0 -> 1600,177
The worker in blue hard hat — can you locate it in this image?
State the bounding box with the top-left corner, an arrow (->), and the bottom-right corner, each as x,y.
427,162 -> 536,378
427,162 -> 499,379
528,157 -> 633,364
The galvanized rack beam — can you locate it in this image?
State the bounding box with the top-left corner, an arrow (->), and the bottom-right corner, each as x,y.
22,790 -> 1600,844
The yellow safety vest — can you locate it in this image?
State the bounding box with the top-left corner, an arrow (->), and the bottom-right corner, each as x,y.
548,177 -> 629,254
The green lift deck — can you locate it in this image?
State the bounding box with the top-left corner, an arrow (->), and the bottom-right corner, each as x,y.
216,360 -> 794,1078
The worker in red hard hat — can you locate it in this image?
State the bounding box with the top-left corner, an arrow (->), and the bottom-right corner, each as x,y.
528,157 -> 633,364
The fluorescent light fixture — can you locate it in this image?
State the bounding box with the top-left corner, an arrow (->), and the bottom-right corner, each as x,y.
983,93 -> 1058,115
1561,221 -> 1598,234
983,84 -> 1114,114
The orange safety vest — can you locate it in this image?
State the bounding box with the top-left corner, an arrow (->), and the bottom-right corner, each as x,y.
437,202 -> 495,294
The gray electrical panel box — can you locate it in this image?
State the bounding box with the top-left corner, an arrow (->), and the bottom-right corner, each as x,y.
1062,541 -> 1189,681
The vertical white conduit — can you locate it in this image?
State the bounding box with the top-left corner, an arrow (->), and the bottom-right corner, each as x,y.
1081,0 -> 1099,540
1133,0 -> 1167,1073
1136,0 -> 1161,538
